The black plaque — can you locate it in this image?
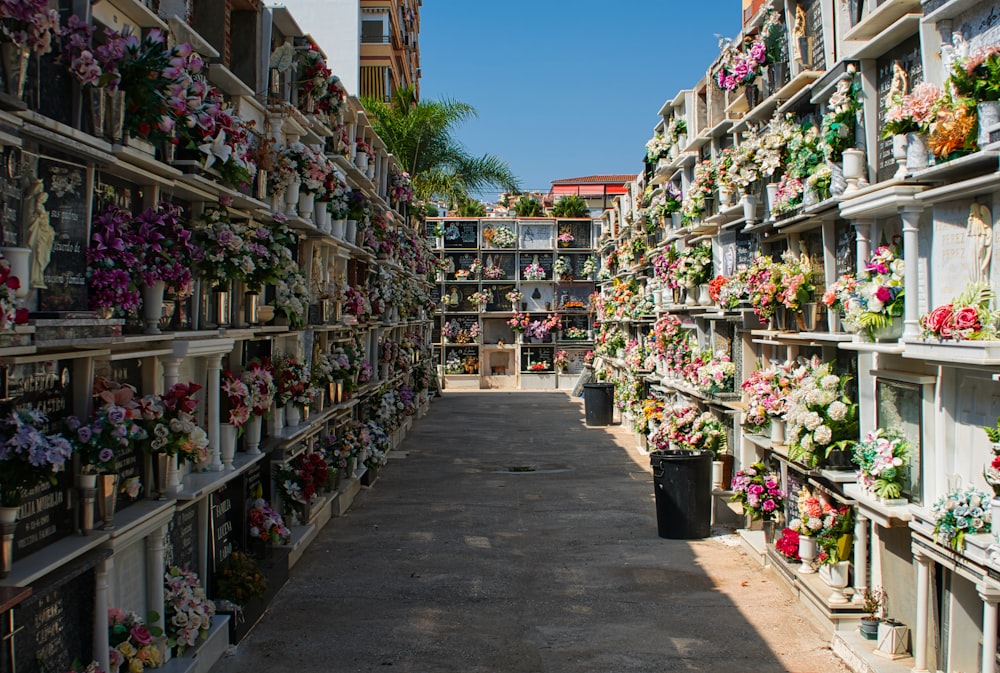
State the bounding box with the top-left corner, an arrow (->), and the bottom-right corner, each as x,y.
557,220 -> 594,249
243,459 -> 266,507
2,359 -> 73,423
429,285 -> 442,304
521,346 -> 555,371
16,563 -> 96,673
210,480 -> 242,573
94,172 -> 137,214
876,35 -> 923,181
13,478 -> 72,561
167,503 -> 200,573
481,252 -> 515,280
804,0 -> 826,71
0,170 -> 20,247
36,158 -> 90,313
444,315 -> 479,344
243,339 -> 273,367
735,232 -> 758,271
485,283 -> 515,311
522,253 -> 553,280
441,221 -> 477,249
785,468 -> 806,524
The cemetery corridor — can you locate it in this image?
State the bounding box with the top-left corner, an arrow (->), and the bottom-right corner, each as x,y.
210,391 -> 848,673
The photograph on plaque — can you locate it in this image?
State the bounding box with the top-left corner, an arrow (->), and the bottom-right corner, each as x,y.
35,158 -> 90,313
441,221 -> 478,249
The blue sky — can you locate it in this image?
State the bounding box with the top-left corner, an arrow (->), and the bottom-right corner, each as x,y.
418,1 -> 742,198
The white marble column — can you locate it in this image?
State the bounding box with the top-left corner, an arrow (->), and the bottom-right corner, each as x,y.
914,548 -> 932,673
854,218 -> 873,274
899,205 -> 923,339
94,556 -> 112,673
146,525 -> 166,625
161,355 -> 181,390
979,584 -> 1000,673
852,513 -> 868,603
206,353 -> 224,472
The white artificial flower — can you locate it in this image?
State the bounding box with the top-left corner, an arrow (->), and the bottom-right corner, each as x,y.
868,297 -> 884,313
821,375 -> 840,391
814,424 -> 833,445
828,400 -> 847,421
805,411 -> 823,431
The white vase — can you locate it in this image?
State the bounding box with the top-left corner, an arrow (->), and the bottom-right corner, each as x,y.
142,280 -> 166,335
741,194 -> 756,222
244,414 -> 262,455
770,418 -> 785,444
285,402 -> 301,428
798,535 -> 817,574
331,218 -> 347,239
284,179 -> 301,216
842,149 -> 866,194
905,132 -> 929,171
219,423 -> 237,471
355,151 -> 369,172
684,286 -> 698,306
820,560 -> 851,604
314,201 -> 330,231
892,134 -> 908,178
765,183 -> 780,214
712,460 -> 724,489
268,403 -> 285,436
0,506 -> 18,524
0,247 -> 30,299
698,284 -> 712,307
677,133 -> 688,150
346,219 -> 358,245
670,212 -> 682,229
298,190 -> 315,222
718,186 -> 733,207
978,101 -> 1000,149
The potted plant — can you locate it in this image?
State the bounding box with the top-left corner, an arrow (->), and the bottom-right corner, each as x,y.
949,45 -> 1000,148
860,587 -> 887,640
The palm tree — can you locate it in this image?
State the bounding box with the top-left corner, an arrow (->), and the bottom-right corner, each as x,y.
363,87 -> 520,203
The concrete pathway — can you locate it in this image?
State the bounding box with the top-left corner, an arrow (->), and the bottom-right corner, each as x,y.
211,391 -> 850,673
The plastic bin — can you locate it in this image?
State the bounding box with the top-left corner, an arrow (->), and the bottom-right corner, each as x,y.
650,450 -> 713,539
582,382 -> 614,426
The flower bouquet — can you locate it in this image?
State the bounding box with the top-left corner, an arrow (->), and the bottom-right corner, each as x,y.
213,551 -> 266,608
920,281 -> 1000,341
248,497 -> 291,546
825,244 -> 904,340
776,250 -> 815,314
694,351 -> 735,396
553,350 -> 569,371
554,256 -> 571,279
882,81 -> 941,138
746,255 -> 781,320
87,205 -> 143,317
507,311 -> 529,334
784,358 -> 858,468
138,382 -> 209,464
677,242 -> 713,289
66,380 -> 146,475
108,608 -> 164,673
815,504 -> 854,566
730,461 -> 784,521
469,289 -> 493,310
741,362 -> 793,434
134,202 -> 200,298
563,326 -> 588,340
557,231 -> 574,246
489,225 -> 516,248
523,262 -> 546,281
222,361 -> 276,429
273,353 -> 313,408
775,528 -> 800,561
277,451 -> 329,518
163,566 -> 215,655
504,290 -> 524,307
853,428 -> 909,501
528,361 -> 550,372
0,0 -> 58,54
932,487 -> 992,550
0,408 -> 72,507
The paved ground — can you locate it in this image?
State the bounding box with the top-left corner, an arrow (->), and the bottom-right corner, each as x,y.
211,391 -> 851,673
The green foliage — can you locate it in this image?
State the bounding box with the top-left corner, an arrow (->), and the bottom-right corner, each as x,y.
950,52 -> 1000,102
362,87 -> 521,203
861,587 -> 887,620
985,416 -> 1000,444
455,197 -> 486,217
550,194 -> 589,218
214,550 -> 267,606
513,196 -> 544,217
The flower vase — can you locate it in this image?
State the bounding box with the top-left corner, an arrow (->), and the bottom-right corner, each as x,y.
244,291 -> 261,326
842,149 -> 866,194
797,535 -> 817,574
244,414 -> 262,454
992,498 -> 1000,545
820,561 -> 851,603
298,191 -> 315,222
795,303 -> 821,331
978,101 -> 1000,149
105,90 -> 125,143
741,194 -> 756,222
744,83 -> 760,109
96,473 -> 119,530
892,134 -> 908,179
905,132 -> 929,171
77,473 -> 97,534
285,402 -> 301,428
355,151 -> 369,172
712,460 -> 724,489
346,219 -> 358,245
677,133 -> 688,150
684,286 -> 698,306
698,284 -> 712,307
332,219 -> 347,239
284,179 -> 301,217
142,280 -> 166,335
0,506 -> 16,579
765,183 -> 780,215
0,43 -> 28,99
718,186 -> 733,208
268,404 -> 285,436
0,247 -> 30,299
871,318 -> 903,342
219,423 -> 237,471
315,201 -> 330,232
770,418 -> 785,445
670,212 -> 682,229
828,160 -> 846,196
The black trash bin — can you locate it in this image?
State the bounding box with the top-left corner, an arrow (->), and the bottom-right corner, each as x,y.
582,382 -> 614,426
650,450 -> 713,539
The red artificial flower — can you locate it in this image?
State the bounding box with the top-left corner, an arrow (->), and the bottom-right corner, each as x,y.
952,306 -> 981,333
14,308 -> 28,324
921,304 -> 954,337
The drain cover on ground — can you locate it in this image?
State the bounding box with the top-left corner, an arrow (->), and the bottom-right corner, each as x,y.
486,464 -> 572,474
508,465 -> 536,472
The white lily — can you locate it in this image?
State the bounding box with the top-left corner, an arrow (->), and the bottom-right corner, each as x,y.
198,130 -> 233,169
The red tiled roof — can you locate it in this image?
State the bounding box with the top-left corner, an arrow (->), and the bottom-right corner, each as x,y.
550,174 -> 635,185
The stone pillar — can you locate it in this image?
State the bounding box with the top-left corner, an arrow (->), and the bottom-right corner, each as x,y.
899,205 -> 923,339
978,584 -> 1000,673
94,556 -> 112,673
206,353 -> 224,472
852,512 -> 868,603
161,355 -> 181,390
913,548 -> 932,673
146,525 -> 166,625
854,217 -> 873,275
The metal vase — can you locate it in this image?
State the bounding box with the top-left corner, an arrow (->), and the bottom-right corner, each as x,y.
105,90 -> 125,143
155,452 -> 170,500
77,473 -> 97,534
89,87 -> 105,139
244,292 -> 260,325
213,287 -> 231,328
0,42 -> 28,99
96,473 -> 119,530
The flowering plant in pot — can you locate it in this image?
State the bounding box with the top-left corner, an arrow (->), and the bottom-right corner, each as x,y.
882,81 -> 941,138
163,565 -> 215,655
729,461 -> 784,521
0,408 -> 73,507
853,428 -> 909,501
66,379 -> 146,475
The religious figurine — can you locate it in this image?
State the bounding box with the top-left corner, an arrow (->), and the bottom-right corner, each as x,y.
448,287 -> 459,306
794,5 -> 810,67
967,202 -> 993,283
888,60 -> 908,104
25,177 -> 53,289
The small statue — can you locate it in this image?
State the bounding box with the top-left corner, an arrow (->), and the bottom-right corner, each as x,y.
967,202 -> 993,283
25,177 -> 53,289
888,60 -> 908,104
